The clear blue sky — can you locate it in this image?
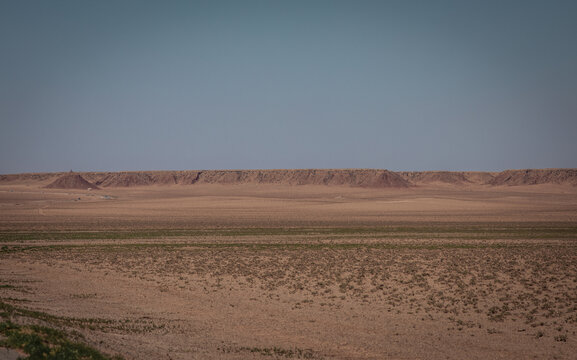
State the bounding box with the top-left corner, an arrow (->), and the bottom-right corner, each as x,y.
1,1 -> 576,173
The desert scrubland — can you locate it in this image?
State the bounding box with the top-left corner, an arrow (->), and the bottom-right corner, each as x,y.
1,169 -> 577,359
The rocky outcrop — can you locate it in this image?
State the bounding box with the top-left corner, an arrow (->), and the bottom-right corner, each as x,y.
488,169 -> 577,186
88,169 -> 410,188
44,173 -> 99,190
2,168 -> 576,188
397,171 -> 495,185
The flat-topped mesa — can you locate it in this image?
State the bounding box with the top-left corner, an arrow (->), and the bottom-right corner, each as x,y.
397,171 -> 494,185
88,169 -> 411,188
44,173 -> 100,190
488,169 -> 577,186
194,169 -> 410,187
2,168 -> 577,188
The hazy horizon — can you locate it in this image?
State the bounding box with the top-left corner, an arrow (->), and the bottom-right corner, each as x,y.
3,166 -> 577,176
2,1 -> 576,174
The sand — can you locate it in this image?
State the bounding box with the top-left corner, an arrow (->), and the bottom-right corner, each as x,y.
1,177 -> 576,359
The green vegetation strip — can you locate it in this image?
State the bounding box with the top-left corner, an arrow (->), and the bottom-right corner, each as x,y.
1,225 -> 576,242
2,242 -> 575,255
0,301 -> 122,360
0,301 -> 113,330
219,345 -> 317,359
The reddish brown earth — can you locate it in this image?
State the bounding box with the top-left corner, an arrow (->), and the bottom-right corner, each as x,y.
2,169 -> 412,188
1,168 -> 576,359
43,172 -> 100,190
397,171 -> 497,185
2,168 -> 576,188
488,168 -> 577,186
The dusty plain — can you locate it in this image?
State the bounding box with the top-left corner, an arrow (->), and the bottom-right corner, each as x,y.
1,175 -> 577,359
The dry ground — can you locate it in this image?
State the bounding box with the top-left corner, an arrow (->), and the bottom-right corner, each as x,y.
1,183 -> 577,359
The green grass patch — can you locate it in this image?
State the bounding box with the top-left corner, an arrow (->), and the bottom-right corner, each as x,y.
219,344 -> 318,359
1,224 -> 576,242
0,301 -> 115,331
0,301 -> 122,359
0,320 -> 122,359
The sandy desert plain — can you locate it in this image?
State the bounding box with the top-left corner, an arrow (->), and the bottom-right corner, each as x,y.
0,169 -> 577,360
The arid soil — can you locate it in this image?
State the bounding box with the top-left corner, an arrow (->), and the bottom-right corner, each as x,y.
1,171 -> 577,359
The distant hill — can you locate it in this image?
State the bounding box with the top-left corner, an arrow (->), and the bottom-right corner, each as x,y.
397,171 -> 496,185
1,168 -> 576,188
44,173 -> 99,190
86,169 -> 411,188
488,169 -> 577,186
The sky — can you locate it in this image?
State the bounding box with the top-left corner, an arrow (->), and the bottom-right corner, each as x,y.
1,0 -> 576,173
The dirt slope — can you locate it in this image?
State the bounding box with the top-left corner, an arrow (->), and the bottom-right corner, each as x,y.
44,173 -> 99,190
83,169 -> 410,188
489,169 -> 577,186
2,168 -> 576,188
0,173 -> 59,184
397,171 -> 496,185
195,169 -> 410,187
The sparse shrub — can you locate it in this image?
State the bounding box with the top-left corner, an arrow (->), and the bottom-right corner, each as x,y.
554,334 -> 568,342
